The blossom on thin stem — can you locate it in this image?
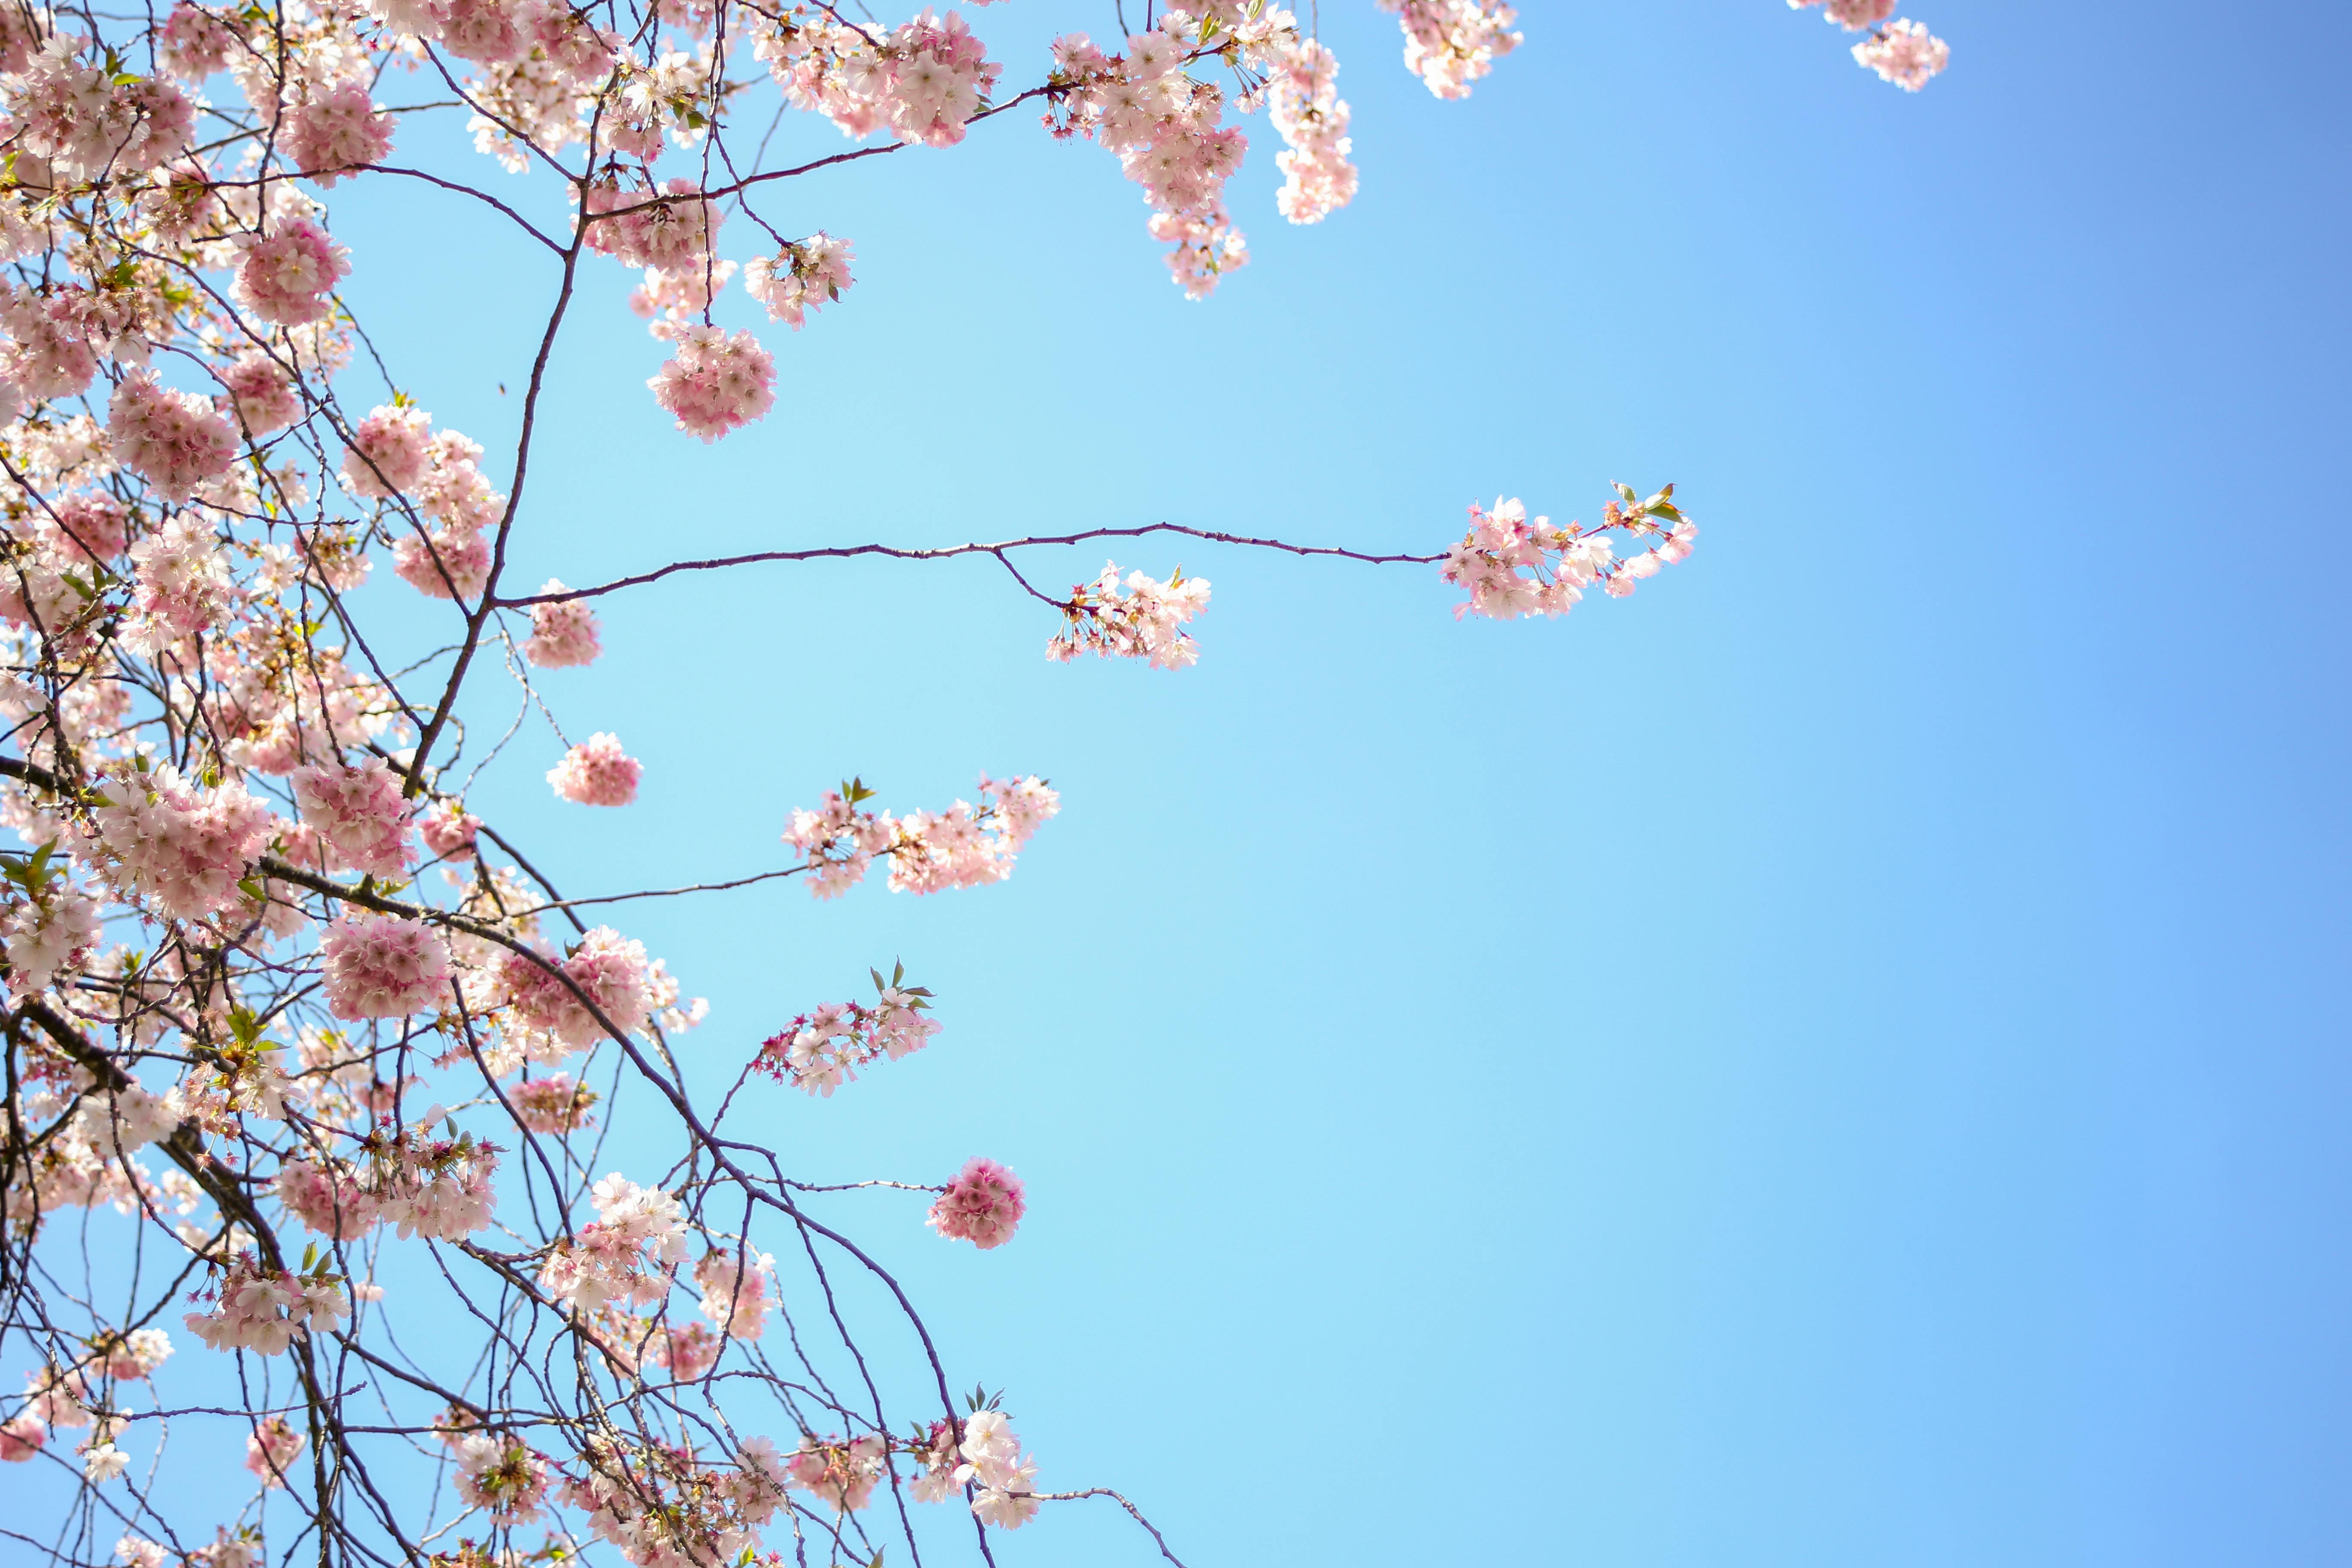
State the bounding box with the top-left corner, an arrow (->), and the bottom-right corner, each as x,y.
783,774 -> 1059,897
1440,484 -> 1698,620
755,962 -> 940,1095
1047,562 -> 1210,668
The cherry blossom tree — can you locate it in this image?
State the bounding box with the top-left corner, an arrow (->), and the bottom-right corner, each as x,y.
0,2 -> 1944,1566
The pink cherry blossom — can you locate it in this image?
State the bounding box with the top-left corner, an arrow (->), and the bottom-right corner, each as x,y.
927,1156 -> 1025,1249
511,1072 -> 598,1133
548,732 -> 641,806
108,372 -> 239,501
1853,18 -> 1949,90
244,1416 -> 304,1487
341,404 -> 433,498
523,582 -> 601,668
283,82 -> 395,184
742,233 -> 855,329
1375,0 -> 1522,100
232,218 -> 352,326
647,325 -> 776,441
497,925 -> 657,1049
0,1414 -> 45,1461
320,913 -> 452,1019
291,759 -> 414,880
1047,562 -> 1210,668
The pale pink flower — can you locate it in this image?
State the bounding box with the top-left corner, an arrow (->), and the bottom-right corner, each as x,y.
523,582 -> 601,668
454,1433 -> 550,1524
1375,0 -> 1522,99
647,325 -> 775,441
692,1248 -> 772,1339
418,802 -> 481,863
89,761 -> 278,919
244,1415 -> 304,1488
742,233 -> 854,328
341,404 -> 432,498
290,758 -> 414,880
282,81 -> 394,184
275,1155 -> 383,1238
390,522 -> 491,600
319,913 -> 451,1020
1794,0 -> 1896,28
511,1072 -> 597,1134
232,218 -> 352,326
46,490 -> 131,563
218,352 -> 302,436
1853,18 -> 1949,90
108,371 -> 239,501
548,732 -> 640,806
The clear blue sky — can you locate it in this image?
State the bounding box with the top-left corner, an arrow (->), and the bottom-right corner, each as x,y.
97,3 -> 2352,1564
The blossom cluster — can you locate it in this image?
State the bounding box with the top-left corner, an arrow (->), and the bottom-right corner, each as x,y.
183,1257 -> 350,1357
1047,562 -> 1212,668
782,773 -> 1060,897
1440,484 -> 1699,620
1375,0 -> 1523,100
928,1157 -> 1027,1250
756,963 -> 941,1095
1789,0 -> 1951,90
537,1173 -> 692,1314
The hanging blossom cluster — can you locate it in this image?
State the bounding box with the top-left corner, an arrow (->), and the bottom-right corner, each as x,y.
1788,0 -> 1951,90
756,962 -> 941,1096
1441,484 -> 1700,620
1047,561 -> 1212,668
783,774 -> 1061,897
1374,0 -> 1523,99
1042,7 -> 1368,297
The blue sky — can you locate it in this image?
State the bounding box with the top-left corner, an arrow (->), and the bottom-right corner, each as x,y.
53,2 -> 2352,1565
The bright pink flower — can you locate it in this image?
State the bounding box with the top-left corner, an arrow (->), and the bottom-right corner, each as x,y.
548,732 -> 640,806
320,913 -> 451,1019
927,1157 -> 1025,1249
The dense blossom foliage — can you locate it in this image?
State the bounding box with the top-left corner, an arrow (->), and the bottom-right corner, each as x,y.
0,0 -> 1928,1562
